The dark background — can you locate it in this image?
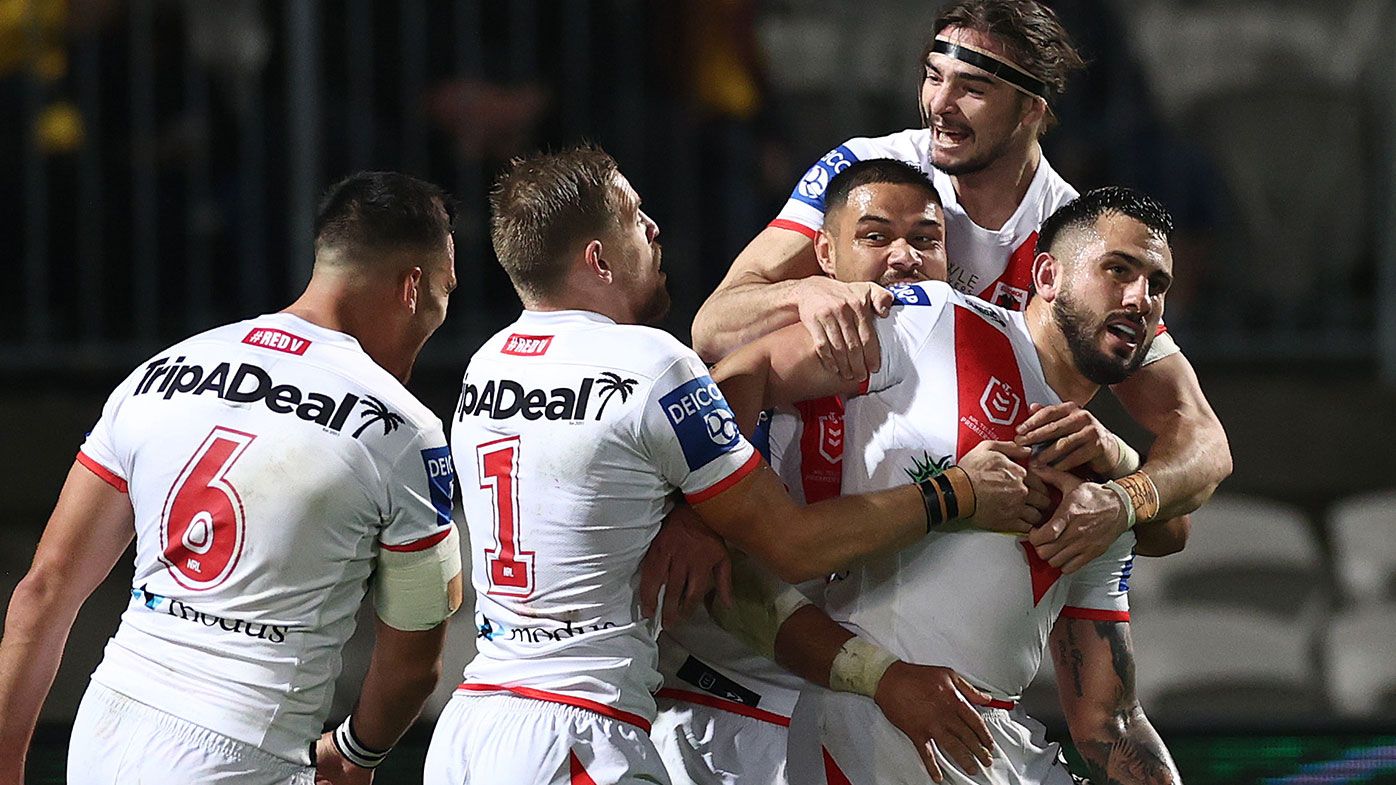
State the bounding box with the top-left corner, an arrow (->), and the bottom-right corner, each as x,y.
3,1 -> 1396,782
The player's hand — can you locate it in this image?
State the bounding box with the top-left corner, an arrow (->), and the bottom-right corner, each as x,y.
957,441 -> 1035,534
314,732 -> 374,785
1014,402 -> 1119,475
874,661 -> 996,783
639,504 -> 734,627
1027,463 -> 1130,574
795,277 -> 893,382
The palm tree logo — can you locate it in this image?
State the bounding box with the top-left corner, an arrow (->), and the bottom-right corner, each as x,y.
594,372 -> 638,419
903,450 -> 952,484
354,395 -> 405,438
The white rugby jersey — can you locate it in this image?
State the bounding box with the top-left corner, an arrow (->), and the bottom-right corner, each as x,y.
773,129 -> 1177,362
450,310 -> 760,730
78,313 -> 455,764
656,401 -> 836,723
830,281 -> 1135,701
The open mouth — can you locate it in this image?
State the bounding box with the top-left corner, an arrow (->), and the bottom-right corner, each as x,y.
934,125 -> 971,146
1103,317 -> 1144,354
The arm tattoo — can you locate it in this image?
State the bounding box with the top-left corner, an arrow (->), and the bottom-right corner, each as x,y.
1058,620 -> 1180,785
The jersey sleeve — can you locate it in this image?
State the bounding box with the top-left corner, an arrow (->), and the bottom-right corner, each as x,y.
857,283 -> 952,396
641,354 -> 761,504
77,362 -> 151,492
771,137 -> 886,237
1140,327 -> 1181,367
1058,531 -> 1135,622
379,421 -> 457,552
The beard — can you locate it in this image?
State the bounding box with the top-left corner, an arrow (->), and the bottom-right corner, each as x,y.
633,245 -> 672,326
1052,288 -> 1152,386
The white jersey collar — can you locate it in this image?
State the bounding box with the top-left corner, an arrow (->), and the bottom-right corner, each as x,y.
516,309 -> 618,327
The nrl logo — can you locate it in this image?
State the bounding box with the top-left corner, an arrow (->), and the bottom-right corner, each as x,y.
980,376 -> 1021,426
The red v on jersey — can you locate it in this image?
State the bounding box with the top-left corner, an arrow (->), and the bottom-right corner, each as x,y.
976,231 -> 1036,312
795,396 -> 845,503
952,305 -> 1062,605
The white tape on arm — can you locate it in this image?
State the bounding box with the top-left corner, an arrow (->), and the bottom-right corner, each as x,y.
374,525 -> 463,631
707,553 -> 810,658
829,636 -> 899,699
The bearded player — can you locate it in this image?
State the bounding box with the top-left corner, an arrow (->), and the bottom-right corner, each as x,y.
424,147 -> 1039,785
693,0 -> 1229,573
712,185 -> 1187,784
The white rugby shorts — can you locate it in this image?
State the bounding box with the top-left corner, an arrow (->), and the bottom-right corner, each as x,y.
786,686 -> 1077,785
67,681 -> 314,785
651,692 -> 790,785
424,691 -> 672,785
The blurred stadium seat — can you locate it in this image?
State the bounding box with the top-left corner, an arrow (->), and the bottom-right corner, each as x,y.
1328,491 -> 1396,607
1323,604 -> 1396,720
1127,494 -> 1328,628
1130,607 -> 1323,725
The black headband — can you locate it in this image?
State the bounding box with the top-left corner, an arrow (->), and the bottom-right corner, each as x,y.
930,39 -> 1050,101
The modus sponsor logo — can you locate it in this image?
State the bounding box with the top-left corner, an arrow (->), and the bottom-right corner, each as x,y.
131,584 -> 290,643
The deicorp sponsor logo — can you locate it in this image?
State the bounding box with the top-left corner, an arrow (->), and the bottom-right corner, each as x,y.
421,446 -> 455,527
660,374 -> 742,471
133,356 -> 403,438
455,372 -> 637,422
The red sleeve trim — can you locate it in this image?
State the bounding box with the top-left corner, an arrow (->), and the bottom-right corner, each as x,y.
77,451 -> 128,493
656,687 -> 791,727
1155,322 -> 1168,336
768,218 -> 819,239
456,683 -> 651,732
854,377 -> 871,397
381,527 -> 453,552
684,451 -> 762,505
1059,606 -> 1130,622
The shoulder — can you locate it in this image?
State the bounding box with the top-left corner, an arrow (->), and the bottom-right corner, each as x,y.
1035,156 -> 1079,216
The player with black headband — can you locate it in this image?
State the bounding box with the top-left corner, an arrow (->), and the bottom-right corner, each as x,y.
691,0 -> 1230,599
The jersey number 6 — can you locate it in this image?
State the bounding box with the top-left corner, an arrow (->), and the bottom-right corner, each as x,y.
159,427 -> 255,590
478,436 -> 535,597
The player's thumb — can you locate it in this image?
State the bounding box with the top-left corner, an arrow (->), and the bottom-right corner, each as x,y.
869,286 -> 895,317
985,440 -> 1032,461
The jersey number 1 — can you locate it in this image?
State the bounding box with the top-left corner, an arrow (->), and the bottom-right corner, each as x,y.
159,427 -> 255,590
478,437 -> 535,597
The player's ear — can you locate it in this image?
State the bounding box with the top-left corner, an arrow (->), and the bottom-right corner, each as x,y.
584,240 -> 613,284
400,267 -> 423,312
1020,94 -> 1048,134
814,230 -> 836,277
1031,252 -> 1060,301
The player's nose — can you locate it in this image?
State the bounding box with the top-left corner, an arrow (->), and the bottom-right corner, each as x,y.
887,238 -> 921,270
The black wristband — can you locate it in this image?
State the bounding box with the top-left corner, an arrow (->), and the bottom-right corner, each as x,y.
916,477 -> 947,530
931,473 -> 959,521
332,715 -> 391,769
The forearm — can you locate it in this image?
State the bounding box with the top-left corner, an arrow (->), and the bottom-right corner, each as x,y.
1139,413 -> 1230,519
773,604 -> 854,687
0,575 -> 83,772
1113,354 -> 1232,520
1071,705 -> 1181,785
693,277 -> 810,362
347,621 -> 447,752
774,484 -> 928,582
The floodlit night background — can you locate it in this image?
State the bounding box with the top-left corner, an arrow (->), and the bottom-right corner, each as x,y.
2,1 -> 1395,782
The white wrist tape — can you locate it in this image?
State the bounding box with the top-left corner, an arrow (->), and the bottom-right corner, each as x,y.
708,554 -> 811,658
332,715 -> 389,769
1109,433 -> 1141,478
829,636 -> 899,699
374,525 -> 463,631
1102,480 -> 1137,529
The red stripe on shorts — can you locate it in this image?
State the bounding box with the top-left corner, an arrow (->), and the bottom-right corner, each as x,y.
456,683 -> 652,732
655,687 -> 791,727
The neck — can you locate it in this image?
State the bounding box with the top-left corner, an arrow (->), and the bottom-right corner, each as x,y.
526,277 -> 634,325
283,278 -> 415,383
949,141 -> 1041,231
1023,298 -> 1098,406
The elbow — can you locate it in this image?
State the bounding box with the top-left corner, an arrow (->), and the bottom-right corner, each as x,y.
690,307 -> 727,364
9,564 -> 84,623
1134,515 -> 1190,557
